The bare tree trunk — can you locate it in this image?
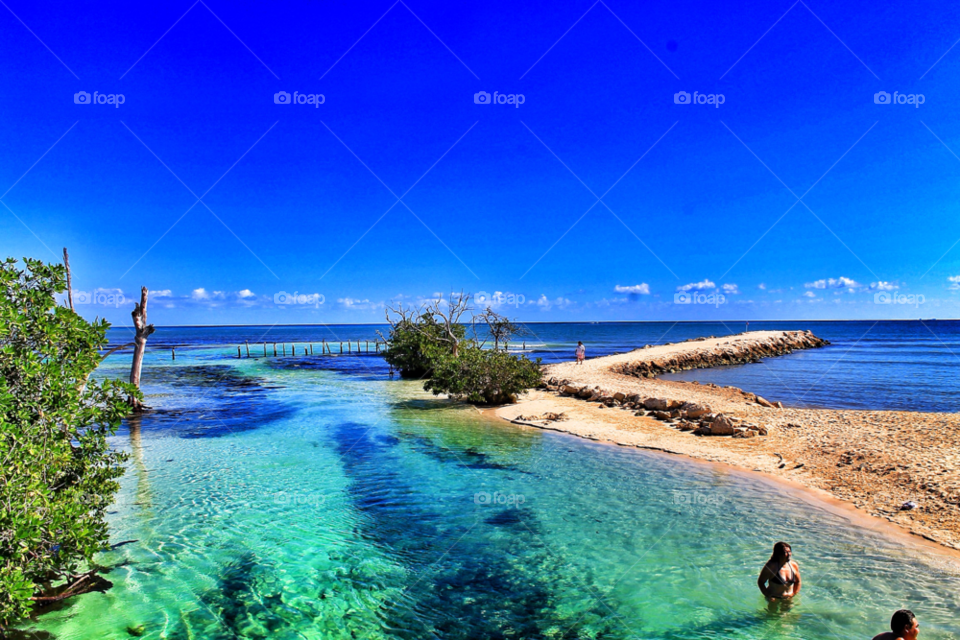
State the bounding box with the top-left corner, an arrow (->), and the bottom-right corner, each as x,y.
63,248 -> 74,312
129,286 -> 155,411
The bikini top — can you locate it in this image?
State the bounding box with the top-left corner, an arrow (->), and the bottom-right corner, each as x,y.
769,562 -> 797,586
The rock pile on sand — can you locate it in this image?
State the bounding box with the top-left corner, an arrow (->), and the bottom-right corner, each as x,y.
546,379 -> 769,437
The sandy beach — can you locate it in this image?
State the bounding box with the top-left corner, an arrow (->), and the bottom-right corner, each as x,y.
496,331 -> 960,552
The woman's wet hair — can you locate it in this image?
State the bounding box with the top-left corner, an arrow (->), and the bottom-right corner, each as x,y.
768,541 -> 791,564
891,609 -> 916,634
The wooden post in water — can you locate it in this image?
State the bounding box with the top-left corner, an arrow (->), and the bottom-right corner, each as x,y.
322,339 -> 326,354
340,342 -> 343,354
245,341 -> 250,358
172,347 -> 176,360
310,343 -> 314,355
237,346 -> 241,358
282,343 -> 286,356
273,343 -> 277,357
263,342 -> 266,357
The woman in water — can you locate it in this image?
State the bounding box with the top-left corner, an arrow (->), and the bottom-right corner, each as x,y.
757,541 -> 801,599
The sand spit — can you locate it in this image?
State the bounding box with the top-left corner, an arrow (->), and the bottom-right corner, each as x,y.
496,331 -> 960,552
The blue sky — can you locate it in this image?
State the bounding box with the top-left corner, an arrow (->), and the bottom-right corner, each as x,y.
3,0 -> 960,325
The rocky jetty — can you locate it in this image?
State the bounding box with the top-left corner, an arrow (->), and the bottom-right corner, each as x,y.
539,330 -> 829,440
611,330 -> 828,379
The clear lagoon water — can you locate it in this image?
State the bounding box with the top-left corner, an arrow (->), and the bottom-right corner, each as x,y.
18,322 -> 960,638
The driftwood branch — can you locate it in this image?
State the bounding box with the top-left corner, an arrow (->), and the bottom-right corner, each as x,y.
100,342 -> 137,361
129,287 -> 155,411
63,248 -> 74,312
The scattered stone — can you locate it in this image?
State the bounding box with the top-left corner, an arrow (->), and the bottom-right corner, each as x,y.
681,402 -> 711,419
707,414 -> 737,436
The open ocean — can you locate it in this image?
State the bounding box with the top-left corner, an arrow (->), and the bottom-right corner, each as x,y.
19,320 -> 960,639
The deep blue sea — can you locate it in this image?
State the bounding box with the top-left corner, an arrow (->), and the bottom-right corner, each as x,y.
20,321 -> 960,639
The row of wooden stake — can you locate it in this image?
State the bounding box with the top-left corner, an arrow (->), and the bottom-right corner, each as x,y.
236,340 -> 381,358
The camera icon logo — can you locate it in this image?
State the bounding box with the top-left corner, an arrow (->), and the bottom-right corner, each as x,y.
874,91 -> 891,104
274,291 -> 292,304
674,292 -> 692,304
74,91 -> 91,104
474,492 -> 491,505
73,290 -> 91,304
674,91 -> 691,104
475,291 -> 489,304
474,91 -> 491,104
274,91 -> 291,104
874,291 -> 892,304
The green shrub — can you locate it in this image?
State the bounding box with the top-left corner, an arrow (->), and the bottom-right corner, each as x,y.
0,257 -> 137,627
424,347 -> 542,405
381,314 -> 468,378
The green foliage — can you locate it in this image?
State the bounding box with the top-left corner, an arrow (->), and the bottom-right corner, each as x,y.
424,347 -> 543,405
381,313 -> 468,378
0,257 -> 137,627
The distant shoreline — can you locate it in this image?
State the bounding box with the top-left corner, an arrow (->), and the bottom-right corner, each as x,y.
106,318 -> 959,329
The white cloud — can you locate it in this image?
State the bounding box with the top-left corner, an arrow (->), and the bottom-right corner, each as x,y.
237,289 -> 255,299
758,283 -> 766,290
949,276 -> 960,290
338,297 -> 384,310
676,279 -> 715,292
803,291 -> 816,298
530,294 -> 572,311
721,283 -> 739,295
614,283 -> 650,294
804,277 -> 862,292
191,288 -> 210,300
152,289 -> 173,298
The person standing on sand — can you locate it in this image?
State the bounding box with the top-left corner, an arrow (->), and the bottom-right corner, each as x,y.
575,341 -> 585,365
757,542 -> 801,599
872,610 -> 919,640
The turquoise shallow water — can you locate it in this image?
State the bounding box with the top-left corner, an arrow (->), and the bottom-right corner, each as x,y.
17,340 -> 960,639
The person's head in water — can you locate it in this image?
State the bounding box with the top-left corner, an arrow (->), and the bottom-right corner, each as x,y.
891,610 -> 918,638
768,541 -> 791,564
